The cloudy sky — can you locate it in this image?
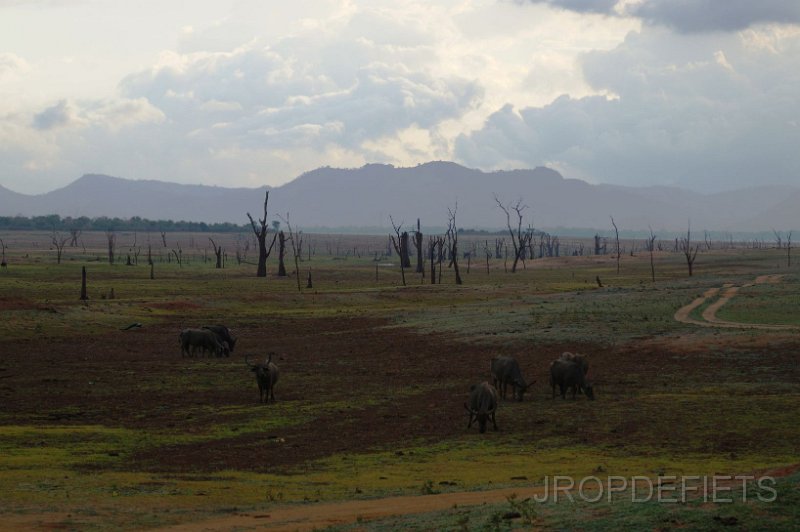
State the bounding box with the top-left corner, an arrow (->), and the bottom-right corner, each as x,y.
1,0 -> 799,194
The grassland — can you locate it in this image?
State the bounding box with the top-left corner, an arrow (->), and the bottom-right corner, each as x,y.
0,231 -> 798,530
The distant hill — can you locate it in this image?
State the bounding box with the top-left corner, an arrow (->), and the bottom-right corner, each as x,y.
0,174 -> 270,226
1,162 -> 798,232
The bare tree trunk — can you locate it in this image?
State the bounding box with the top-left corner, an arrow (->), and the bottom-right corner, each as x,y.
247,190 -> 278,278
495,196 -> 533,273
80,266 -> 88,300
106,231 -> 116,265
52,231 -> 68,264
171,246 -> 182,267
648,226 -> 657,283
787,231 -> 793,267
277,231 -> 287,276
680,223 -> 699,277
428,236 -> 437,285
447,205 -> 462,285
390,217 -> 407,286
209,238 -> 223,268
414,218 -> 424,275
279,213 -> 303,292
610,216 -> 621,274
400,231 -> 411,268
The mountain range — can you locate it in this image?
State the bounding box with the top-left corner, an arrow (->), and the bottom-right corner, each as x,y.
1,162 -> 798,232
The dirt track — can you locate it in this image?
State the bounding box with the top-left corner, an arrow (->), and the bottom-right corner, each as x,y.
152,463 -> 800,531
155,485 -> 548,531
674,274 -> 797,330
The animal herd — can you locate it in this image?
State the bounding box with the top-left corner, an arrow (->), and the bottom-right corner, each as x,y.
179,326 -> 594,431
179,325 -> 237,358
179,324 -> 280,404
465,351 -> 595,433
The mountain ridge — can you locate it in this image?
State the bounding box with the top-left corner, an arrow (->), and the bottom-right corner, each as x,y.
0,163 -> 797,232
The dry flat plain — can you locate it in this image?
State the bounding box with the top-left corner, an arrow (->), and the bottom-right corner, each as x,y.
0,230 -> 798,530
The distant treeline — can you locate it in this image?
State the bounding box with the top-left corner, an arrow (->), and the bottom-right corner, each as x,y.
0,214 -> 249,233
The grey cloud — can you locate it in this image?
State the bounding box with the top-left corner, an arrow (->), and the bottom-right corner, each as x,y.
632,0 -> 800,33
455,28 -> 800,191
33,99 -> 76,130
522,0 -> 620,15
121,41 -> 482,151
527,0 -> 800,32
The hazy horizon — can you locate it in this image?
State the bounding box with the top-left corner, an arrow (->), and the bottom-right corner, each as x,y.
2,160 -> 799,198
2,1 -> 799,195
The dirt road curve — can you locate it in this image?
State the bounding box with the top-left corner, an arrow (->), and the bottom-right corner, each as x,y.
154,462 -> 800,531
156,485 -> 550,531
674,274 -> 797,330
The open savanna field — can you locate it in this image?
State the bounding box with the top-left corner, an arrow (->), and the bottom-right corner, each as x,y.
1,230 -> 799,530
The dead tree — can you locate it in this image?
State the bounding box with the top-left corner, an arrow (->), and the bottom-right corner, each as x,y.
389,216 -> 407,286
773,229 -> 783,250
594,234 -> 608,256
247,190 -> 278,278
680,223 -> 700,277
413,218 -> 424,276
80,266 -> 88,300
279,213 -> 303,293
209,238 -> 223,269
495,196 -> 533,273
400,231 -> 411,268
775,230 -> 793,267
610,216 -> 621,274
235,234 -> 249,265
171,244 -> 183,268
277,231 -> 287,276
296,231 -> 304,262
129,232 -> 141,266
106,231 -> 116,265
446,205 -> 462,285
647,226 -> 657,283
494,238 -> 504,259
427,236 -> 442,285
69,228 -> 81,247
437,237 -> 445,283
51,231 -> 69,264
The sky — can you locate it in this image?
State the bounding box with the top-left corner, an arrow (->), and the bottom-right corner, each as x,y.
1,0 -> 799,194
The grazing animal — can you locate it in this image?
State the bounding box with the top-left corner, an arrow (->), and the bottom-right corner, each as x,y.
179,328 -> 225,358
550,359 -> 594,400
559,352 -> 588,374
246,352 -> 279,403
464,381 -> 498,433
202,325 -> 237,356
558,352 -> 589,394
490,355 -> 534,401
